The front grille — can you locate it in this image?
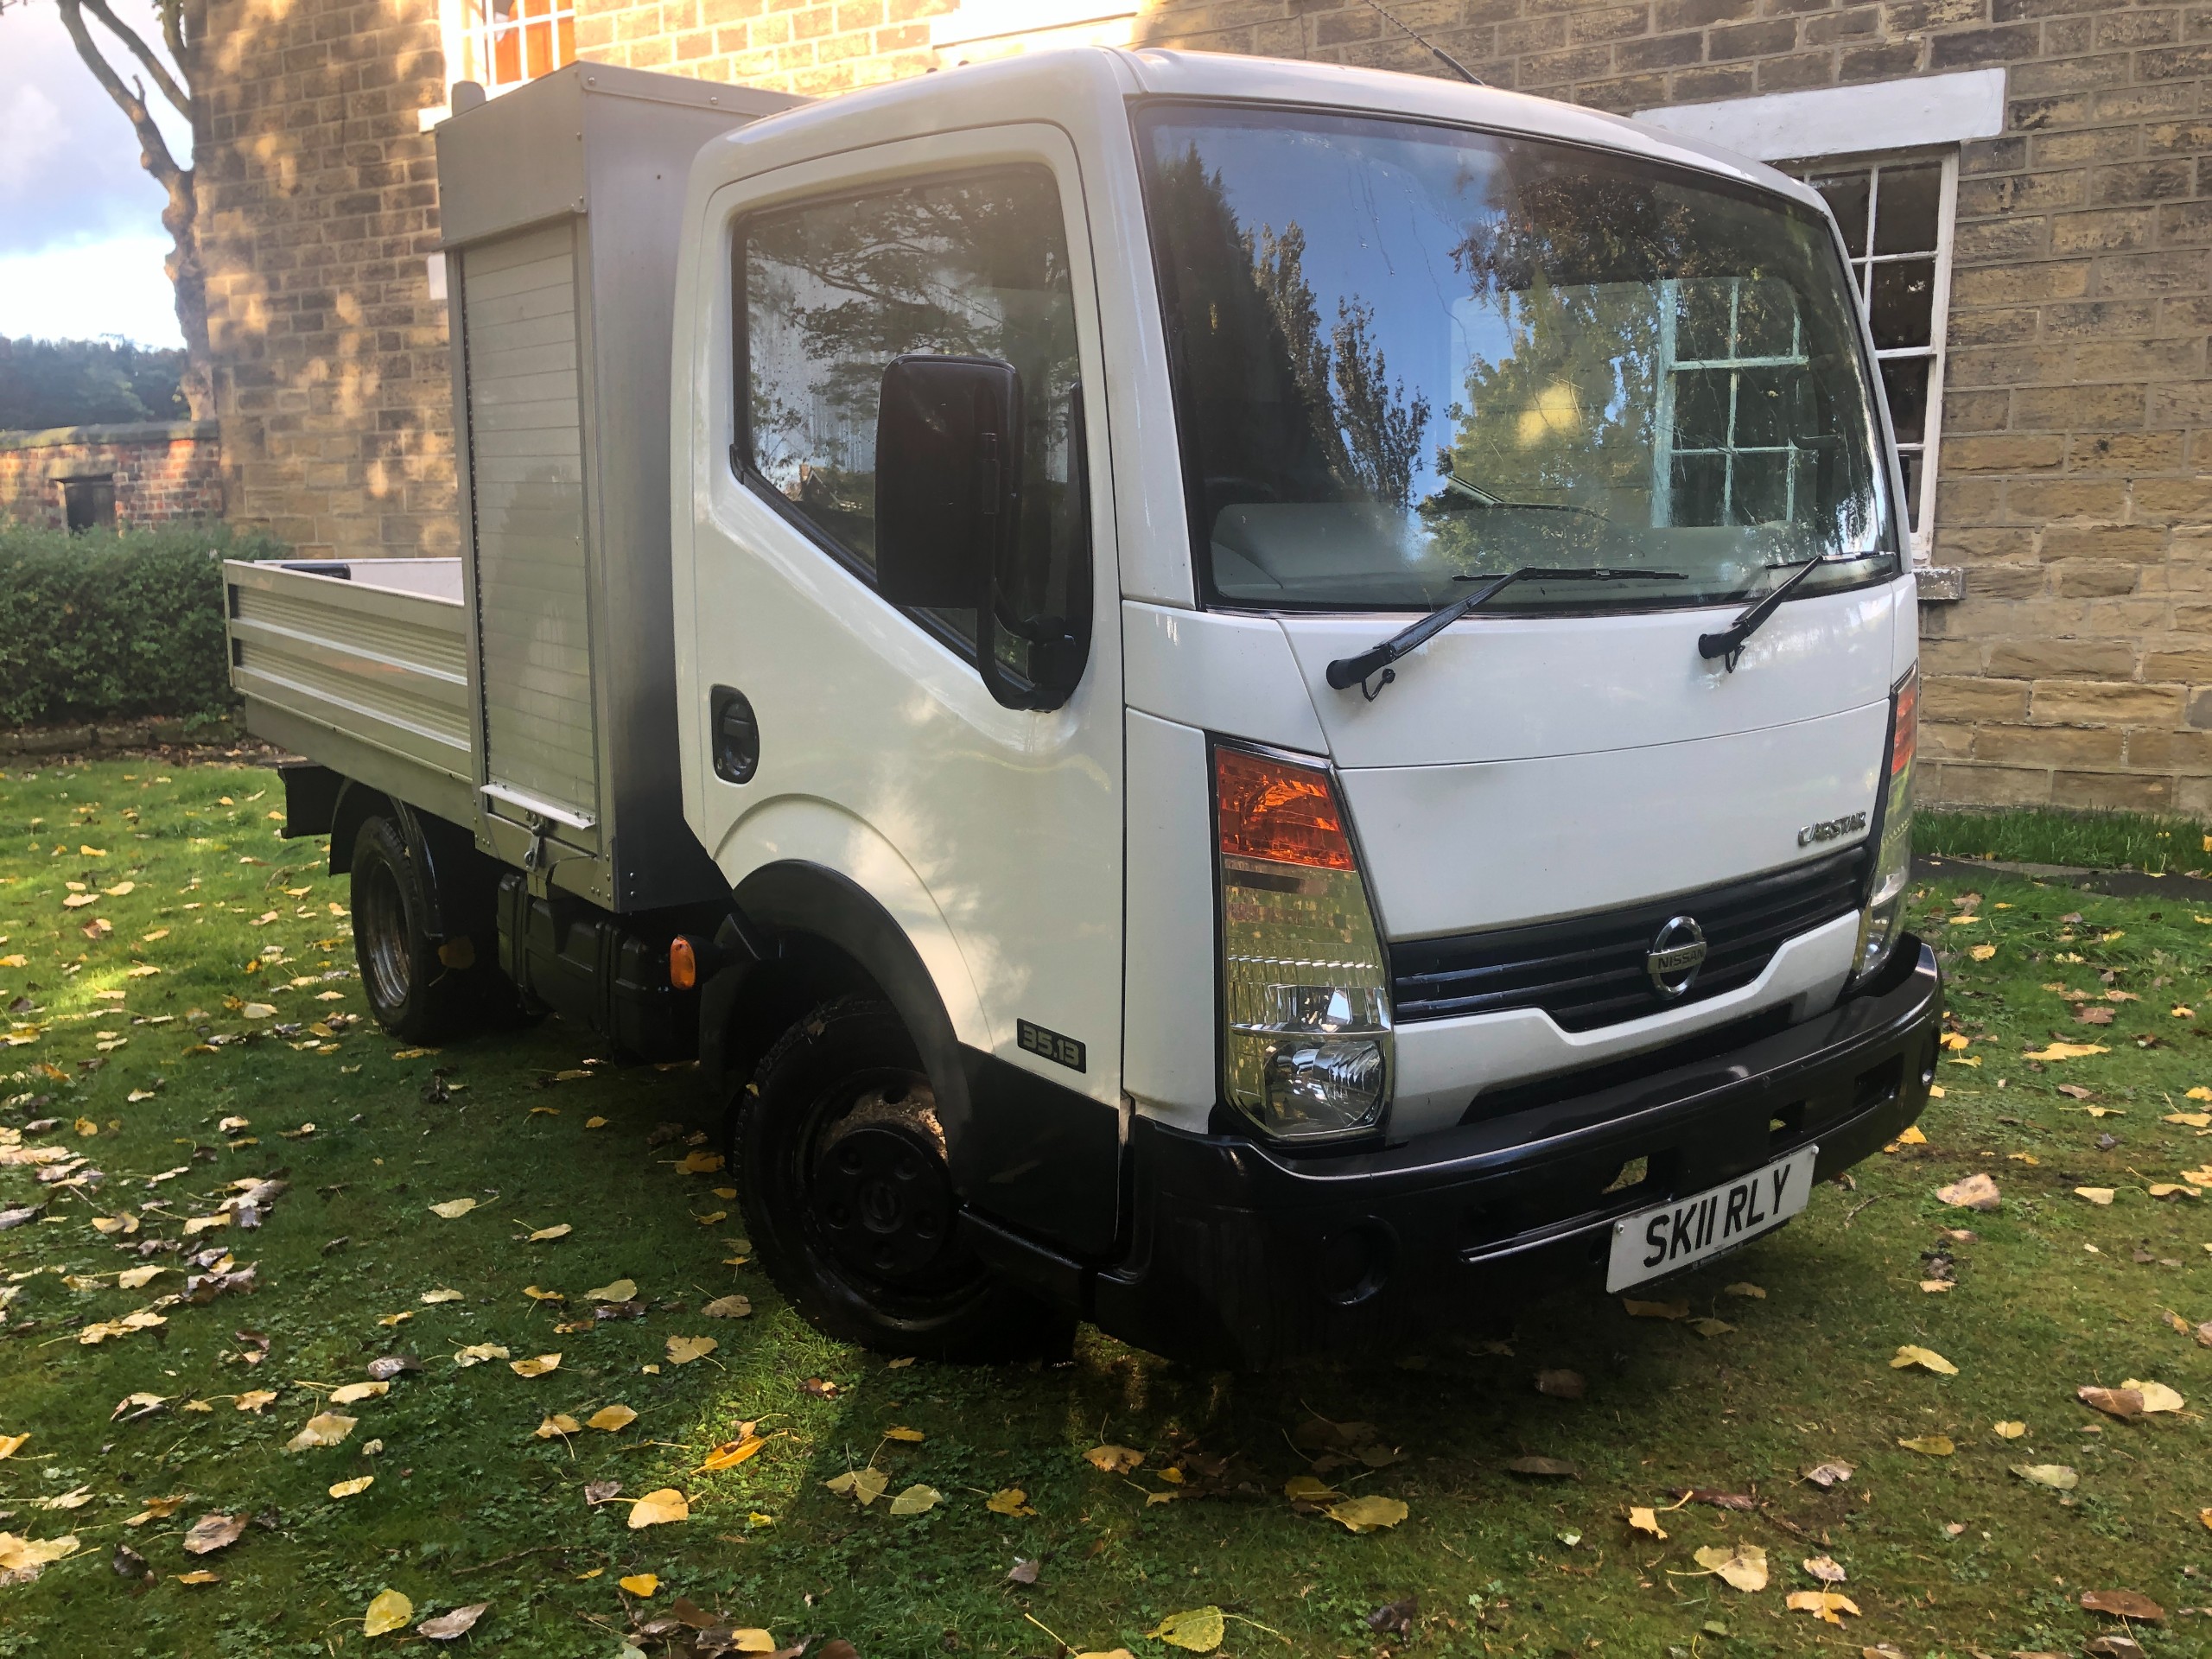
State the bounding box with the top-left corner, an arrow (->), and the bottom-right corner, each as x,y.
1393,846 -> 1867,1033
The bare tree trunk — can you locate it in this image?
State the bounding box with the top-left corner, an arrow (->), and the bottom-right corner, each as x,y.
54,0 -> 211,421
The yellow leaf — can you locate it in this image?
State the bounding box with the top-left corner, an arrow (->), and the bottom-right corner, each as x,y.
585,1278 -> 636,1302
987,1486 -> 1037,1516
1946,914 -> 1981,925
2075,1186 -> 2116,1205
328,1476 -> 374,1498
702,1435 -> 767,1471
1626,1505 -> 1666,1539
1897,1434 -> 1955,1456
174,1569 -> 219,1586
730,1633 -> 778,1655
428,1198 -> 476,1219
1993,1421 -> 2026,1439
522,1286 -> 564,1302
1967,944 -> 1996,962
619,1573 -> 659,1596
665,1335 -> 717,1365
1327,1494 -> 1408,1533
884,1426 -> 925,1443
527,1224 -> 572,1241
588,1404 -> 639,1432
509,1353 -> 562,1378
1891,1345 -> 1958,1376
364,1588 -> 413,1637
888,1483 -> 941,1516
2122,1378 -> 2185,1413
702,1294 -> 752,1318
2011,1464 -> 2077,1490
378,1312 -> 414,1327
674,1150 -> 726,1174
234,1390 -> 277,1414
1784,1590 -> 1861,1624
826,1467 -> 891,1506
2190,1086 -> 2212,1102
240,1002 -> 276,1020
0,1532 -> 78,1574
536,1414 -> 582,1439
586,1116 -> 609,1128
2164,1112 -> 2212,1128
1692,1544 -> 1768,1591
0,1433 -> 27,1460
1622,1297 -> 1689,1319
1149,1607 -> 1225,1653
420,1288 -> 463,1304
627,1487 -> 689,1529
0,954 -> 25,968
1084,1444 -> 1144,1473
283,1412 -> 357,1452
329,1381 -> 387,1406
695,1211 -> 728,1226
453,1344 -> 508,1367
2025,1042 -> 2108,1061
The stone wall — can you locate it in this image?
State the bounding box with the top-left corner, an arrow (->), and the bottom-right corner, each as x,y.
196,0 -> 456,561
0,422 -> 224,531
571,0 -> 954,94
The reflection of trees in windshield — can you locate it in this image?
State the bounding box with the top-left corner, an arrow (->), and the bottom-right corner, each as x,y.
1153,147 -> 1432,512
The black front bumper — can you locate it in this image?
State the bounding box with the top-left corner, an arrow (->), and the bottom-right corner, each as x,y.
1088,936 -> 1942,1366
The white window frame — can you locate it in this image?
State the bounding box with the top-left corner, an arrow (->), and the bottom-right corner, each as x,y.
1786,149 -> 1959,568
423,0 -> 575,128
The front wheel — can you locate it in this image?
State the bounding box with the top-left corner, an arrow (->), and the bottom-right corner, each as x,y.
728,997 -> 1072,1362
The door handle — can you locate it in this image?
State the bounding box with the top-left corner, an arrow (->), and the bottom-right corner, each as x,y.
709,686 -> 760,785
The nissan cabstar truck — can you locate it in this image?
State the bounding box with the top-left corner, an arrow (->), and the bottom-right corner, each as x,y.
224,48 -> 1942,1366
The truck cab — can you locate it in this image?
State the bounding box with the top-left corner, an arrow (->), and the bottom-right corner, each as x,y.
231,48 -> 1940,1367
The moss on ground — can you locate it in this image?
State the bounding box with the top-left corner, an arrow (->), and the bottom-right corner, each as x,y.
2,758 -> 2209,1657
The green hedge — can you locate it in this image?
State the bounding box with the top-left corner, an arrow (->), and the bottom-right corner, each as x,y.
0,523 -> 288,728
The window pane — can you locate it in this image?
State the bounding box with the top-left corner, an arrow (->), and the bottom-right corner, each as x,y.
1868,258 -> 1936,349
1879,356 -> 1930,446
1873,164 -> 1942,257
1897,446 -> 1923,531
1807,171 -> 1871,258
741,168 -> 1084,652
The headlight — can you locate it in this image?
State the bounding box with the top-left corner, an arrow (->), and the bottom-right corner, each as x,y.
1214,744 -> 1392,1141
1853,664 -> 1916,984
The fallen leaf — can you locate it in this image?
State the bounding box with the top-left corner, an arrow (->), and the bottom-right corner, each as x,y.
702,1435 -> 766,1471
665,1335 -> 717,1365
1967,944 -> 1996,962
619,1573 -> 659,1596
1891,1345 -> 1958,1376
329,1476 -> 375,1498
2075,1186 -> 2117,1205
1505,1455 -> 1578,1478
283,1412 -> 357,1452
111,1390 -> 168,1421
889,1483 -> 942,1516
419,1288 -> 463,1305
2025,1042 -> 2109,1061
2121,1378 -> 2184,1412
1994,1420 -> 2026,1438
328,1381 -> 388,1406
2012,1464 -> 2078,1490
1622,1297 -> 1688,1319
1694,1544 -> 1768,1592
1150,1607 -> 1225,1653
416,1603 -> 490,1641
536,1414 -> 581,1439
1690,1317 -> 1736,1338
1784,1590 -> 1860,1623
1723,1282 -> 1766,1299
0,1433 -> 25,1460
987,1486 -> 1037,1516
2079,1385 -> 2145,1421
364,1588 -> 413,1637
1084,1444 -> 1144,1474
509,1353 -> 562,1378
174,1569 -> 219,1586
2082,1589 -> 2165,1622
588,1404 -> 638,1433
627,1488 -> 689,1529
182,1513 -> 249,1555
884,1425 -> 925,1443
1627,1505 -> 1667,1539
674,1150 -> 725,1174
453,1344 -> 508,1367
826,1467 -> 890,1506
1897,1434 -> 1955,1456
702,1294 -> 752,1318
527,1224 -> 572,1241
428,1198 -> 476,1219
1802,1554 -> 1847,1585
234,1390 -> 278,1414
1801,1460 -> 1853,1487
585,1278 -> 636,1302
1535,1369 -> 1586,1400
1936,1173 -> 2000,1211
0,1532 -> 79,1580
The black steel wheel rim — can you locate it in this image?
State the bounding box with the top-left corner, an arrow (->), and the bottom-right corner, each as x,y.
357,859 -> 412,1011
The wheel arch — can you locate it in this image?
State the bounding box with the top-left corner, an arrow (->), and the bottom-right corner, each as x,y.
327,784 -> 489,944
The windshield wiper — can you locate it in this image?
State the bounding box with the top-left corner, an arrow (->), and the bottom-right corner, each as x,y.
1325,566 -> 1688,700
1697,554 -> 1856,672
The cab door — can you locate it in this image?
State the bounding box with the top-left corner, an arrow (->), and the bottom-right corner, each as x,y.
687,128 -> 1125,1256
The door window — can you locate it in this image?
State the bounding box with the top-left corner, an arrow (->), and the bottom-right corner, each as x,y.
735,165 -> 1088,663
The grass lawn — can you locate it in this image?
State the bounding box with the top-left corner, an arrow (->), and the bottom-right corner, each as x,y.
4,756 -> 2212,1659
1916,806 -> 2212,878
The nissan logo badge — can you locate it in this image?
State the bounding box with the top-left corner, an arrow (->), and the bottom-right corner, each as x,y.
1646,915 -> 1708,997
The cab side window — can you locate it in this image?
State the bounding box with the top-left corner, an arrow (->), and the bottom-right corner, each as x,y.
736,165 -> 1088,663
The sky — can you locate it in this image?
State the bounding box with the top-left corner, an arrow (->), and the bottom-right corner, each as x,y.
0,0 -> 194,346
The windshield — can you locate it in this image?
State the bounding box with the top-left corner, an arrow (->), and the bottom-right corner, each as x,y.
1137,105 -> 1899,613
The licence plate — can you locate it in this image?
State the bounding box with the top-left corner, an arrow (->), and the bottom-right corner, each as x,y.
1605,1147 -> 1819,1293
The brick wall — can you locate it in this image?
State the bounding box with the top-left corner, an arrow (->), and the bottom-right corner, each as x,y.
0,423 -> 224,531
572,0 -> 953,94
197,0 -> 455,560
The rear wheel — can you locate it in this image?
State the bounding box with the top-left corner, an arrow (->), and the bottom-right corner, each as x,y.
350,816 -> 486,1042
728,996 -> 1071,1361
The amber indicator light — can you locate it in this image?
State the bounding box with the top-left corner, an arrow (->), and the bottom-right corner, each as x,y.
1215,747 -> 1357,871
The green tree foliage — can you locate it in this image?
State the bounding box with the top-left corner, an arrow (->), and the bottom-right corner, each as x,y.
0,335 -> 189,431
0,522 -> 283,726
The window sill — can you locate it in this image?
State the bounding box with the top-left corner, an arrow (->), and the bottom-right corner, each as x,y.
1915,566 -> 1964,602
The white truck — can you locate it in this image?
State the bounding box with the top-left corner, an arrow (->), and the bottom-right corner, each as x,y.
225,48 -> 1941,1366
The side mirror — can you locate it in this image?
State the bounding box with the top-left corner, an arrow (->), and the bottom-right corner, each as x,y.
874,354 -> 1022,609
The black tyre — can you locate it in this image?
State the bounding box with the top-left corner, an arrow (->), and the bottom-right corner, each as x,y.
349,816 -> 482,1042
729,996 -> 1073,1362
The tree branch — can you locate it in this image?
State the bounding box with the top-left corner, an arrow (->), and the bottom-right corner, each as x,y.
79,0 -> 191,122
53,0 -> 181,185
